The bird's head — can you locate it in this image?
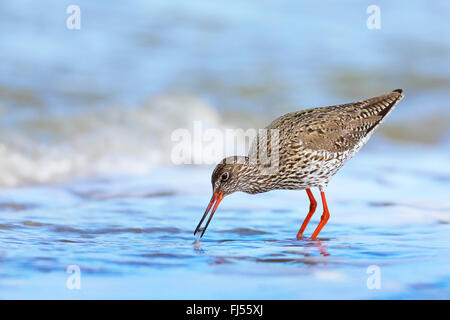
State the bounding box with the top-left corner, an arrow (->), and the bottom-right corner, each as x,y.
194,156 -> 255,238
211,156 -> 250,196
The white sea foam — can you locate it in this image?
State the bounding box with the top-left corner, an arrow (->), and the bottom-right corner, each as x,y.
0,93 -> 228,188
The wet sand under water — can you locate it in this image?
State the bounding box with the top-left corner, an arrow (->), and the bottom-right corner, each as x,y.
0,147 -> 449,299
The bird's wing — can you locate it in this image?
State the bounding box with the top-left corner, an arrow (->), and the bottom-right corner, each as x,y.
259,89 -> 404,154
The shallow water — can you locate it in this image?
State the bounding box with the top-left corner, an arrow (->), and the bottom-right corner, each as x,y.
0,146 -> 449,299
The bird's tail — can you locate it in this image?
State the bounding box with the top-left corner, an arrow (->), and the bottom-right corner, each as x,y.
361,89 -> 404,119
338,89 -> 404,143
355,89 -> 404,133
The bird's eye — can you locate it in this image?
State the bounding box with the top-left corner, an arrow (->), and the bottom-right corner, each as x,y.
221,172 -> 230,181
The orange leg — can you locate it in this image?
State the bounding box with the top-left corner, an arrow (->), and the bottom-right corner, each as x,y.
310,190 -> 330,240
296,189 -> 317,239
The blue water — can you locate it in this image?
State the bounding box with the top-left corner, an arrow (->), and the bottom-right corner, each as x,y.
0,146 -> 449,299
0,1 -> 449,299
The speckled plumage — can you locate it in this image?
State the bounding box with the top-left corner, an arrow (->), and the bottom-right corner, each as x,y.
195,89 -> 404,239
214,89 -> 404,194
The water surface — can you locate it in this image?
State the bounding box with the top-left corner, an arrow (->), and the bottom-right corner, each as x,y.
0,147 -> 449,299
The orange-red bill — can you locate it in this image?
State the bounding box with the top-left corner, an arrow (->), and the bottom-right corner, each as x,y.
194,192 -> 223,238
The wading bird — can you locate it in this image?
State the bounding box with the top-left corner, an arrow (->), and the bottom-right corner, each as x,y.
194,89 -> 404,239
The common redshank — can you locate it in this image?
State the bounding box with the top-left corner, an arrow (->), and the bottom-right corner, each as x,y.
194,89 -> 404,239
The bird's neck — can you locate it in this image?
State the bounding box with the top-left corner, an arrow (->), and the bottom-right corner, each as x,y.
238,159 -> 279,194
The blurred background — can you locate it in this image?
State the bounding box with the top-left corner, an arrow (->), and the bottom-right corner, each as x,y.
0,0 -> 449,187
0,0 -> 449,299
